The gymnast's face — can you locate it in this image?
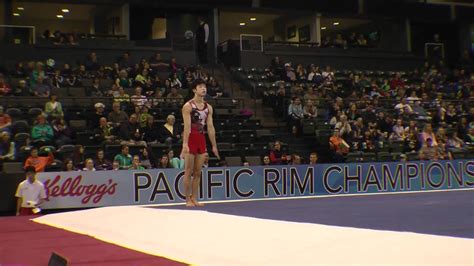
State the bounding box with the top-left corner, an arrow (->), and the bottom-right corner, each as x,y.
194,84 -> 207,97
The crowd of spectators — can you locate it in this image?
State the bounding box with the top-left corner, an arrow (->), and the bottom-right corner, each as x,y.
0,51 -> 228,171
320,31 -> 379,49
263,53 -> 473,162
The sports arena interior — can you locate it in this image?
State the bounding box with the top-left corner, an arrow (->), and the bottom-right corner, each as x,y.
0,0 -> 473,265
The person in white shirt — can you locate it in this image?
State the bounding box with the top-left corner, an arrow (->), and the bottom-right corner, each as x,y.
82,158 -> 96,171
15,166 -> 47,216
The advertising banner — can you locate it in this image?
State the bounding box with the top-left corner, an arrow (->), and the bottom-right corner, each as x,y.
36,160 -> 474,209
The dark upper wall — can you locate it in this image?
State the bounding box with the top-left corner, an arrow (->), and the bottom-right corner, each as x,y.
0,44 -> 195,71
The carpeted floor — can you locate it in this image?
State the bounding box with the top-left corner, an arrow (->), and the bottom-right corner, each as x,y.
0,216 -> 185,266
157,189 -> 474,238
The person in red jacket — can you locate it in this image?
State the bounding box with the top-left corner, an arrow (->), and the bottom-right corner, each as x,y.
24,147 -> 54,172
269,140 -> 287,165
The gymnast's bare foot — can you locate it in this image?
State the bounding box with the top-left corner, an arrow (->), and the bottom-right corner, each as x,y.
186,197 -> 195,207
191,197 -> 204,207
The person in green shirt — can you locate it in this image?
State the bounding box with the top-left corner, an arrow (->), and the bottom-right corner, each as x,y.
114,144 -> 133,169
31,114 -> 54,144
44,94 -> 64,120
130,155 -> 145,170
167,149 -> 184,169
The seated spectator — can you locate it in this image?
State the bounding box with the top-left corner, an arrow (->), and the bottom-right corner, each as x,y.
288,97 -> 304,135
52,118 -> 74,147
151,89 -> 165,107
114,145 -> 133,169
309,152 -> 318,165
130,155 -> 145,170
169,57 -> 180,72
29,62 -> 45,88
118,52 -> 134,70
44,94 -> 64,120
357,34 -> 368,46
138,106 -> 152,128
135,69 -> 152,90
0,106 -> 12,133
115,70 -> 132,88
262,155 -> 271,166
131,87 -> 149,108
72,145 -> 85,169
303,99 -> 318,119
269,141 -> 286,165
82,158 -> 96,171
119,114 -> 146,146
168,72 -> 182,89
361,130 -> 377,152
67,34 -> 78,45
0,132 -> 15,169
421,124 -> 438,146
50,69 -> 64,89
95,149 -> 112,171
24,147 -> 54,172
290,154 -> 302,165
149,52 -> 169,72
335,114 -> 352,138
394,98 -> 413,116
142,116 -> 161,143
295,64 -> 307,81
84,52 -> 99,72
167,149 -> 184,169
88,102 -> 106,129
108,102 -> 129,127
63,159 -> 76,172
445,104 -> 458,125
390,119 -> 406,141
31,115 -> 54,146
114,87 -> 131,104
0,74 -> 12,96
446,132 -> 465,150
32,76 -> 50,97
139,148 -> 155,169
284,63 -> 296,82
112,160 -> 121,171
166,86 -> 184,107
207,79 -> 224,98
159,114 -> 181,145
465,127 -> 474,143
94,117 -> 116,145
418,138 -> 440,160
322,66 -> 335,83
333,34 -> 346,48
329,129 -> 349,162
15,166 -> 47,216
13,79 -> 30,96
157,154 -> 171,168
87,77 -> 105,97
65,73 -> 80,87
53,34 -> 66,45
303,86 -> 319,103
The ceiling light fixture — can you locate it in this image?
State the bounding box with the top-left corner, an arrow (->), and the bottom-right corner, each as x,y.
56,14 -> 64,18
250,18 -> 256,21
17,7 -> 24,10
239,22 -> 246,26
333,22 -> 340,25
321,26 -> 327,30
61,9 -> 70,13
13,12 -> 20,16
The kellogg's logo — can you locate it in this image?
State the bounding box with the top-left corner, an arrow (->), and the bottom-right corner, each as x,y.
44,175 -> 118,204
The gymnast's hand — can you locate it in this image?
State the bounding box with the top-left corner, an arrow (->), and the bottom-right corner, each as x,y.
181,144 -> 189,158
212,146 -> 220,160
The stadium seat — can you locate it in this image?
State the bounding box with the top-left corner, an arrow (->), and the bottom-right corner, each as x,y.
68,87 -> 86,97
2,162 -> 24,174
12,120 -> 30,134
245,156 -> 262,166
346,152 -> 362,163
6,108 -> 22,120
14,132 -> 30,148
69,120 -> 88,132
225,156 -> 242,166
28,108 -> 43,118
